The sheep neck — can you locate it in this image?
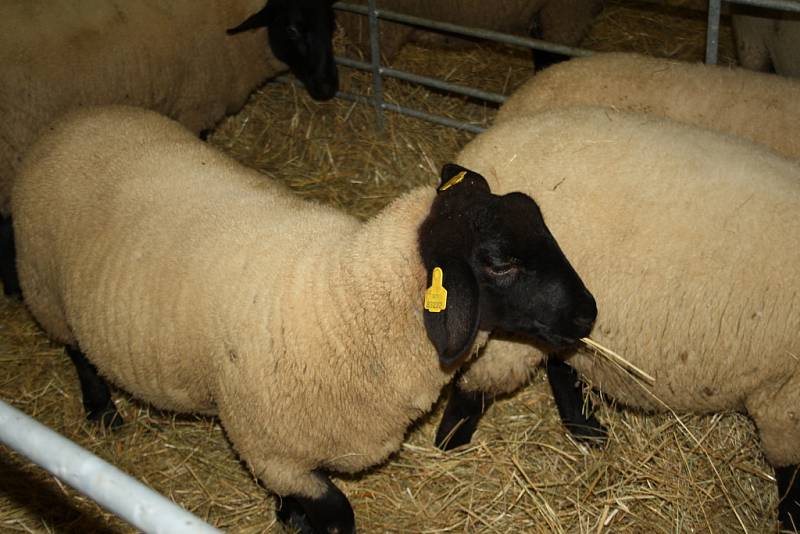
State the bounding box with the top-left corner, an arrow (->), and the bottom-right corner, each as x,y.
327,186 -> 453,415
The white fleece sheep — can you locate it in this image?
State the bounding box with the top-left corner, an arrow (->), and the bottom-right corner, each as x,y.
454,106 -> 800,526
12,105 -> 595,532
495,52 -> 800,160
0,0 -> 338,218
733,8 -> 800,78
337,0 -> 600,63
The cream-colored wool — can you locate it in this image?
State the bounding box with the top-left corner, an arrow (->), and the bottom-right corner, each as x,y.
733,12 -> 800,78
13,106 -> 484,500
456,107 -> 800,467
0,0 -> 282,216
337,0 -> 600,63
495,53 -> 800,160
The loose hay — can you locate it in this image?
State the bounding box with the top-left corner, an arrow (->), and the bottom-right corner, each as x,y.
0,2 -> 780,532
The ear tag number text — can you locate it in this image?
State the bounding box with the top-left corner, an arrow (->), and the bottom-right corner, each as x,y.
424,267 -> 447,312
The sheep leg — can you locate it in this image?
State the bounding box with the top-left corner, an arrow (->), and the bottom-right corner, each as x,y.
0,215 -> 21,298
528,13 -> 567,70
65,346 -> 123,429
434,385 -> 490,450
776,465 -> 800,530
275,471 -> 355,534
546,357 -> 607,444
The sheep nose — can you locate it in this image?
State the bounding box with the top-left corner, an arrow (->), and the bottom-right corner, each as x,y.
571,291 -> 597,334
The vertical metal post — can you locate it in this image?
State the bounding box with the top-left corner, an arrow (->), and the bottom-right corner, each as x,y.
705,0 -> 722,64
367,0 -> 385,129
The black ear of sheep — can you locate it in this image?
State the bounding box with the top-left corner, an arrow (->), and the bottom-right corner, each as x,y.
227,2 -> 275,35
437,163 -> 490,194
422,258 -> 480,368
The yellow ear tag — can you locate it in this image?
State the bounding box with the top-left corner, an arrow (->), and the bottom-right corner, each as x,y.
438,171 -> 466,192
424,267 -> 447,312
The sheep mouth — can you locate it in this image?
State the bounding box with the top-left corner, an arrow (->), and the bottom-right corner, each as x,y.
522,321 -> 586,351
531,331 -> 582,351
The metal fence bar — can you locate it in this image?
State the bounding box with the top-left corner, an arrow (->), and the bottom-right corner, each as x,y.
335,2 -> 594,58
706,0 -> 722,64
336,57 -> 507,104
325,0 -> 800,133
0,399 -> 222,534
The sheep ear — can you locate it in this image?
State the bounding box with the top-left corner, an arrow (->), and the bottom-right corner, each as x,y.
423,258 -> 480,368
226,2 -> 275,34
438,163 -> 491,193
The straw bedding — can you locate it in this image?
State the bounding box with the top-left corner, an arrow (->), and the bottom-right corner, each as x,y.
2,1 -> 780,532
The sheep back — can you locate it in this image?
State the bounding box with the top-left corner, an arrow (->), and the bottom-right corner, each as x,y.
0,0 -> 281,216
495,53 -> 800,160
13,105 -> 357,415
457,107 -> 800,463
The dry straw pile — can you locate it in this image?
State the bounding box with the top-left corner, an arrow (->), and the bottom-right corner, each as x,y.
2,1 -> 779,532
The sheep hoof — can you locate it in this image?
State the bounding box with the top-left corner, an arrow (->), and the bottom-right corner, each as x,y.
564,418 -> 608,446
66,346 -> 123,430
276,496 -> 314,533
435,387 -> 490,451
276,473 -> 355,534
88,401 -> 124,430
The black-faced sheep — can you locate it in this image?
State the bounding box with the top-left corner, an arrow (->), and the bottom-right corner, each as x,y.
11,105 -> 596,533
0,0 -> 339,295
446,106 -> 800,529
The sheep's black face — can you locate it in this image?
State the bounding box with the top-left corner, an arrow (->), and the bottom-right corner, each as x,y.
228,0 -> 339,101
419,163 -> 596,366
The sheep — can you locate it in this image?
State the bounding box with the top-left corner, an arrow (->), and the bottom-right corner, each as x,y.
494,52 -> 800,161
11,105 -> 597,533
0,0 -> 339,293
336,0 -> 601,67
441,106 -> 800,529
732,6 -> 800,78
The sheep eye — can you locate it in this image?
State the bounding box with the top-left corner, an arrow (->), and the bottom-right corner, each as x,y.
485,263 -> 517,277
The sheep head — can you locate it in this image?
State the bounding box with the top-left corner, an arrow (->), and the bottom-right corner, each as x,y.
227,0 -> 338,101
418,163 -> 596,367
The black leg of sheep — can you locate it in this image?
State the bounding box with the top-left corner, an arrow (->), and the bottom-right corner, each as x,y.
66,346 -> 123,429
434,385 -> 491,450
546,356 -> 608,445
776,465 -> 800,530
275,471 -> 355,534
0,215 -> 21,298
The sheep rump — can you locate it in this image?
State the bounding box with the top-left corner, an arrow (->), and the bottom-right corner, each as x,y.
495,52 -> 800,160
457,106 -> 800,467
0,0 -> 281,216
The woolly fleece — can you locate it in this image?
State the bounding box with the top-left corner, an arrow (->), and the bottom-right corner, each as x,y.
495,52 -> 800,160
13,106 -> 476,499
0,0 -> 281,216
457,107 -> 800,467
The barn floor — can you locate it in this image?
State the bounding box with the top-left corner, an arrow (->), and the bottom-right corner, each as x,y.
1,1 -> 783,533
